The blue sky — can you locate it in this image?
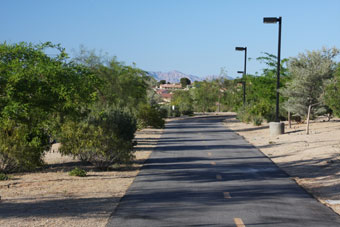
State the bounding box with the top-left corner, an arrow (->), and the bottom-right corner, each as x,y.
1,0 -> 340,78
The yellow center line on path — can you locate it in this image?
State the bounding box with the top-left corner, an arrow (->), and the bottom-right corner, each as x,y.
216,174 -> 222,180
223,192 -> 231,199
234,218 -> 245,227
210,161 -> 216,166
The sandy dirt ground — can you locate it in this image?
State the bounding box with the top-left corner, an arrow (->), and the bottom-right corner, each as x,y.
0,128 -> 163,227
223,113 -> 340,215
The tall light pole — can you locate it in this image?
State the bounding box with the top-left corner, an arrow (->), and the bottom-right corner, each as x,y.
237,71 -> 245,105
235,47 -> 247,105
263,16 -> 282,122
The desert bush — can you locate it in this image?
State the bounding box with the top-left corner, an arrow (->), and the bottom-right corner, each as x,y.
291,115 -> 302,123
0,122 -> 48,173
170,108 -> 181,117
137,104 -> 165,129
181,109 -> 194,116
59,107 -> 137,169
158,106 -> 169,119
248,101 -> 275,122
171,90 -> 194,116
237,100 -> 278,124
252,115 -> 263,126
0,173 -> 9,181
236,106 -> 252,123
69,167 -> 87,177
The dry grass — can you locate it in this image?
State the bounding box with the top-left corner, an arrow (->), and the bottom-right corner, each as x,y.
0,128 -> 163,227
223,113 -> 340,215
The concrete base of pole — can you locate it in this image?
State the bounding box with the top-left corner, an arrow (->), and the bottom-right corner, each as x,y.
269,122 -> 285,136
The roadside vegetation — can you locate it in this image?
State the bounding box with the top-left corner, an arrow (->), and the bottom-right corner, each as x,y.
1,41 -> 339,175
0,42 -> 165,173
170,48 -> 340,128
68,167 -> 87,177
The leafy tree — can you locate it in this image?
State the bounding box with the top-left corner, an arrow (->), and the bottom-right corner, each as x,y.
282,47 -> 339,118
210,74 -> 233,112
57,48 -> 165,169
325,63 -> 340,117
256,52 -> 289,79
159,80 -> 166,85
94,60 -> 149,110
59,48 -> 165,169
141,76 -> 164,107
136,103 -> 165,129
192,81 -> 219,112
0,42 -> 97,172
73,48 -> 151,114
180,77 -> 191,88
235,53 -> 289,123
219,79 -> 241,112
253,52 -> 289,118
171,90 -> 193,115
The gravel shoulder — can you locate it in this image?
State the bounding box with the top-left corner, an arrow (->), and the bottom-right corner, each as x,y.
223,113 -> 340,215
0,128 -> 163,227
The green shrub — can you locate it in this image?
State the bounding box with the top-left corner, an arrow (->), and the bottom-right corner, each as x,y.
137,104 -> 165,129
236,106 -> 252,123
59,107 -> 137,169
237,102 -> 274,125
69,167 -> 87,177
158,106 -> 169,119
0,173 -> 9,181
171,90 -> 194,115
252,115 -> 263,126
181,109 -> 194,116
0,121 -> 48,173
169,108 -> 181,117
247,101 -> 275,122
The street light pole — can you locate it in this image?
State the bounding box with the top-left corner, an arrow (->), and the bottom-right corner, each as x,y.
263,16 -> 282,122
244,47 -> 247,105
244,47 -> 247,76
235,47 -> 247,105
276,17 -> 282,123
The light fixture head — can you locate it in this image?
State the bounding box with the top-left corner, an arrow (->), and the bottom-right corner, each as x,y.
263,17 -> 279,24
235,47 -> 246,51
237,71 -> 244,74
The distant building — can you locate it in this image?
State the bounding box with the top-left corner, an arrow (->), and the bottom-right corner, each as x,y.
159,83 -> 182,90
160,93 -> 173,103
155,83 -> 185,103
156,89 -> 173,103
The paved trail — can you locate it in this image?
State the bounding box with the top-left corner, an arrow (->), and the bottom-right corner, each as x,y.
107,115 -> 340,227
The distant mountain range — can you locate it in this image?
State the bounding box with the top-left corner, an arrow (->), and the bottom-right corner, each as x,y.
147,70 -> 233,83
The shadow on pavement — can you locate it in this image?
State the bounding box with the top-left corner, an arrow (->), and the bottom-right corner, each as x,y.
0,196 -> 119,218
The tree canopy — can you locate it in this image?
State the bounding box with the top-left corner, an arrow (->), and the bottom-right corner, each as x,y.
180,77 -> 191,88
0,42 -> 98,171
282,47 -> 339,118
324,63 -> 340,117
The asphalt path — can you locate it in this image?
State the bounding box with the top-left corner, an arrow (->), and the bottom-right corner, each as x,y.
107,115 -> 340,227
